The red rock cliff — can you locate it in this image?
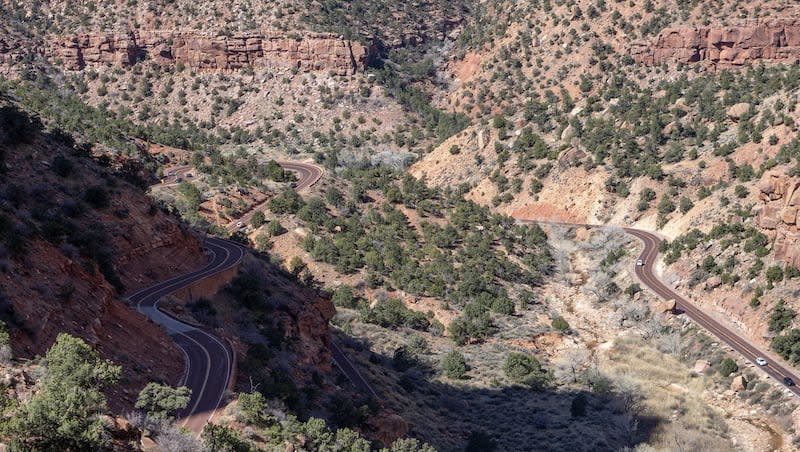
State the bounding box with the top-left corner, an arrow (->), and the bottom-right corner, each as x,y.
632,19 -> 800,68
50,30 -> 370,75
755,170 -> 800,268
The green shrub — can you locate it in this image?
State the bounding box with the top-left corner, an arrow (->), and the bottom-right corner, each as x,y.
679,196 -> 694,213
773,329 -> 800,363
570,393 -> 588,417
266,219 -> 286,236
254,233 -> 271,252
551,316 -> 570,332
51,155 -> 74,177
719,357 -> 738,377
464,431 -> 496,452
360,298 -> 430,331
766,265 -> 784,286
441,349 -> 468,380
135,383 -> 191,420
769,300 -> 795,333
0,105 -> 41,145
237,391 -> 270,426
250,210 -> 266,228
201,423 -> 253,452
332,285 -> 358,309
268,188 -> 306,214
657,196 -> 676,214
9,334 -> 120,450
503,352 -> 551,389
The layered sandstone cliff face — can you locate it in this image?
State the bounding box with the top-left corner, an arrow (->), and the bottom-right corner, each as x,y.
49,30 -> 369,75
755,170 -> 800,268
632,20 -> 800,68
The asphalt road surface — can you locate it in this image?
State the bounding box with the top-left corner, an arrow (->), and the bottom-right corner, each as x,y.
127,237 -> 245,432
277,161 -> 323,191
331,341 -> 378,399
624,227 -> 800,396
518,219 -> 800,396
226,161 -> 323,232
133,159 -> 379,433
155,165 -> 192,187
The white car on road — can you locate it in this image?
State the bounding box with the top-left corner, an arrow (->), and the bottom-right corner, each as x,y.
636,258 -> 644,266
755,357 -> 768,366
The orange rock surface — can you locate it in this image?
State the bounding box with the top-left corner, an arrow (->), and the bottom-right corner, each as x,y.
50,30 -> 370,75
633,19 -> 800,68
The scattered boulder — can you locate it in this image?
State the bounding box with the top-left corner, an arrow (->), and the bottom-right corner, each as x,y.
727,103 -> 751,122
781,207 -> 798,225
101,416 -> 140,442
654,298 -> 677,314
367,411 -> 409,446
756,205 -> 782,229
731,374 -> 748,392
693,359 -> 710,374
558,147 -> 585,168
705,276 -> 722,290
141,436 -> 157,451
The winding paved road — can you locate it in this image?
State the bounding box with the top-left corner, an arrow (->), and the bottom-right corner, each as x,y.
277,161 -> 323,191
226,161 -> 323,232
624,227 -> 800,396
331,341 -> 378,399
155,165 -> 193,187
518,219 -> 800,395
128,237 -> 245,432
131,160 -> 376,433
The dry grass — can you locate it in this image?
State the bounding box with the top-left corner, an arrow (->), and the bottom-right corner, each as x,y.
604,336 -> 733,451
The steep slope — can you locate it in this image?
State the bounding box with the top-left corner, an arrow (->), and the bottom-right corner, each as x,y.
0,101 -> 206,410
407,1 -> 800,373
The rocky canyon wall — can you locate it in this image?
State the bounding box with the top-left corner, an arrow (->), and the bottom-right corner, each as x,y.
632,19 -> 800,68
49,30 -> 370,75
755,170 -> 800,268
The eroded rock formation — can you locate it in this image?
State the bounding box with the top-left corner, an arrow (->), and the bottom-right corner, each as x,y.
50,30 -> 369,75
755,170 -> 800,267
632,19 -> 800,68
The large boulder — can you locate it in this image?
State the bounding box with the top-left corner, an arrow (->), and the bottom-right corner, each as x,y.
367,411 -> 409,446
727,103 -> 751,122
693,359 -> 710,374
756,205 -> 782,229
730,374 -> 748,392
705,276 -> 722,290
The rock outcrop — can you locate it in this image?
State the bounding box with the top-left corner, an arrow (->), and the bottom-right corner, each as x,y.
730,374 -> 748,392
50,30 -> 370,75
366,410 -> 410,446
693,359 -> 710,374
632,19 -> 800,68
755,170 -> 800,267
